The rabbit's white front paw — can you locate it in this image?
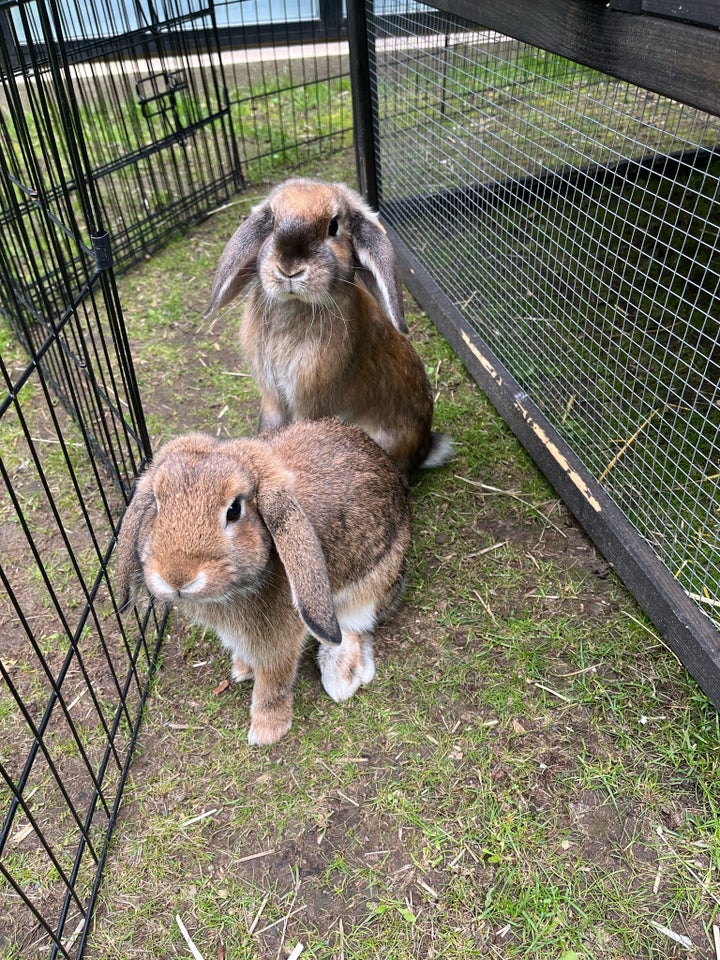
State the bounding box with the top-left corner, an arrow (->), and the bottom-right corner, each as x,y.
319,633 -> 375,702
247,715 -> 291,745
231,657 -> 254,682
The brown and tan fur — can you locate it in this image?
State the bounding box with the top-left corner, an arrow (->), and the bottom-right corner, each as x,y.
205,178 -> 452,479
116,419 -> 410,745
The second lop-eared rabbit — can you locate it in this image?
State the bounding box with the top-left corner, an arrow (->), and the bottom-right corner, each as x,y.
116,418 -> 410,745
205,177 -> 452,479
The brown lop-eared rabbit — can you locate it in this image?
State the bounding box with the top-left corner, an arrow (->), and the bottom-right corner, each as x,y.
116,419 -> 411,745
205,177 -> 452,479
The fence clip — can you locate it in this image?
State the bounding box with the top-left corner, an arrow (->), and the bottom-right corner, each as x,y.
91,231 -> 113,272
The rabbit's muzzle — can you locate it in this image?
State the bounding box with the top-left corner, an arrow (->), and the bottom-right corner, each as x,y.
273,263 -> 309,295
146,565 -> 208,601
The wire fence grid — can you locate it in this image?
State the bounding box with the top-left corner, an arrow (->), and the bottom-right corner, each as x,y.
0,2 -> 165,952
362,2 -> 720,644
0,179 -> 164,960
0,1 -> 352,956
214,0 -> 354,179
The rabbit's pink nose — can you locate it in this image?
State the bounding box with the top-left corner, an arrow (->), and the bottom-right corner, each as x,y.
276,264 -> 306,280
147,568 -> 207,599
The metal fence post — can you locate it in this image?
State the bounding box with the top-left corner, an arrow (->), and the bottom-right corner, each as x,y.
347,0 -> 379,208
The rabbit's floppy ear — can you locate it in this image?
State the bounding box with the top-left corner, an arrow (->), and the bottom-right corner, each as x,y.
256,486 -> 342,645
348,198 -> 408,334
205,199 -> 274,317
115,470 -> 156,613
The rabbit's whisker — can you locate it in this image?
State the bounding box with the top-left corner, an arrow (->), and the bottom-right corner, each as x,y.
321,292 -> 351,344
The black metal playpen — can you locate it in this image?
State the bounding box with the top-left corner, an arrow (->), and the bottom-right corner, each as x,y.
2,0 -> 720,956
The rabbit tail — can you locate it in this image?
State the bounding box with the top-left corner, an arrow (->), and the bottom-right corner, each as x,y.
420,431 -> 454,470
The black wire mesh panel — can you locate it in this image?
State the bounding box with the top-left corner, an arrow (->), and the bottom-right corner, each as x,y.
0,4 -> 166,957
359,3 -> 720,671
0,0 -> 242,288
215,0 -> 354,179
0,337 -> 165,959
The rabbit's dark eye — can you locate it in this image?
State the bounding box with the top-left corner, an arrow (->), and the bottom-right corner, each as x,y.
328,217 -> 339,237
225,496 -> 244,524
